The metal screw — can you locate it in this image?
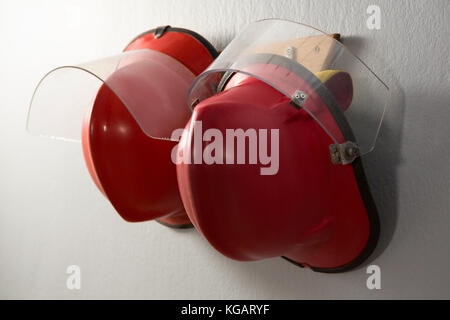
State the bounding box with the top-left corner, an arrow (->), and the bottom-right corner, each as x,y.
346,146 -> 359,157
285,46 -> 297,60
294,92 -> 306,99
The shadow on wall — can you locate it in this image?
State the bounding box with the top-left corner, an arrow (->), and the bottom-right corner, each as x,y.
359,73 -> 405,267
342,35 -> 405,269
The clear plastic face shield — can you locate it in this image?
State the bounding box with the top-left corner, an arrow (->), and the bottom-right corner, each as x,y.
187,19 -> 390,162
27,19 -> 389,164
27,49 -> 195,142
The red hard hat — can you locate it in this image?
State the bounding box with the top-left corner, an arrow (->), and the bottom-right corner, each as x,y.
28,26 -> 218,227
176,19 -> 389,272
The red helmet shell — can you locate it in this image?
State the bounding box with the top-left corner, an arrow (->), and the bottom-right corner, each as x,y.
82,27 -> 217,226
176,62 -> 379,270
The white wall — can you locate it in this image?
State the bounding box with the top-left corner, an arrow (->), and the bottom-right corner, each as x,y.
0,0 -> 449,299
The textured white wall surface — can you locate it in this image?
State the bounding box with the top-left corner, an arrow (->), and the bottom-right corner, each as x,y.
0,0 -> 449,299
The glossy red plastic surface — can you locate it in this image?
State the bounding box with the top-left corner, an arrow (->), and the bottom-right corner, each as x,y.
125,30 -> 213,76
82,30 -> 214,224
176,75 -> 371,269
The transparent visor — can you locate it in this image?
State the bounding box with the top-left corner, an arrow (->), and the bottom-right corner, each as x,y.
27,49 -> 194,142
187,19 -> 389,155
